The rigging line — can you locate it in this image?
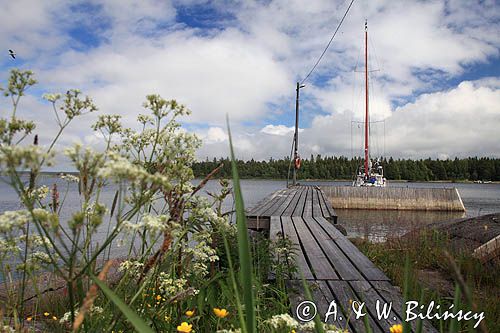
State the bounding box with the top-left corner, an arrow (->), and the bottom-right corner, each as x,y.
300,0 -> 356,85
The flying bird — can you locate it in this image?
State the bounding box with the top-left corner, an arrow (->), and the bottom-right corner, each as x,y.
8,49 -> 16,59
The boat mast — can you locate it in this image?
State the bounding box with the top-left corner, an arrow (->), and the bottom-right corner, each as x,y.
364,20 -> 369,179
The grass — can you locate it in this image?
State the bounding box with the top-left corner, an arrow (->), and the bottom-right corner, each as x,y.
352,229 -> 499,332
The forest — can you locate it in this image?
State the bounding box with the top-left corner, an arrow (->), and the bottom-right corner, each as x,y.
192,156 -> 500,181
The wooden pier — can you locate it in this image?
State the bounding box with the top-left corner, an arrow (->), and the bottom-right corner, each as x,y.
247,186 -> 437,333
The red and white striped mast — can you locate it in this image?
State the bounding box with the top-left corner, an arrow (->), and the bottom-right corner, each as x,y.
364,20 -> 370,179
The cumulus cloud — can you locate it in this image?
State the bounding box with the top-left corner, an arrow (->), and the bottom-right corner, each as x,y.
0,0 -> 498,165
260,124 -> 302,136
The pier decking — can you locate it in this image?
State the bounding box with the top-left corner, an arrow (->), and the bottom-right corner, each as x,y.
247,186 -> 437,333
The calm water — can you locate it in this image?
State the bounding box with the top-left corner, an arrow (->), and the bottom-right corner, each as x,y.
1,176 -> 499,245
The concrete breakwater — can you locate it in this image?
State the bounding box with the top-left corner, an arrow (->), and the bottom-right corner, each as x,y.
320,186 -> 466,211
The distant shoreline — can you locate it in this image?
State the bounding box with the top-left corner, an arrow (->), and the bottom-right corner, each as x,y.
17,172 -> 500,184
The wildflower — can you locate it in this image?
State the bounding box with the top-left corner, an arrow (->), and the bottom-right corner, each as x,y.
156,294 -> 162,301
26,317 -> 32,322
185,310 -> 195,317
52,316 -> 57,321
42,93 -> 61,103
389,324 -> 403,333
265,313 -> 298,329
0,210 -> 30,233
177,322 -> 192,332
43,312 -> 49,317
213,308 -> 229,318
60,173 -> 79,182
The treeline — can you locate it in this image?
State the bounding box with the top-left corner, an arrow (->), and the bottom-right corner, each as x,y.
192,156 -> 500,181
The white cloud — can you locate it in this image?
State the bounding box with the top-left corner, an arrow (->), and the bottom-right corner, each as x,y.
198,126 -> 227,144
260,124 -> 302,136
1,0 -> 499,165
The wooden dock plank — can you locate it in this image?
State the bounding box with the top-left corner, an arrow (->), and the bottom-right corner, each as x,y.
281,187 -> 303,217
312,187 -> 323,218
349,280 -> 401,331
327,280 -> 383,333
371,281 -> 439,333
319,189 -> 337,223
303,216 -> 364,281
268,216 -> 283,280
303,187 -> 313,217
315,217 -> 389,281
292,217 -> 338,280
292,186 -> 308,217
313,280 -> 345,329
267,187 -> 298,217
282,216 -> 314,280
247,188 -> 286,216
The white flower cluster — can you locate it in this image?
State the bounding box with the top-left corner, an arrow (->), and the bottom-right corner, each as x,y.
60,173 -> 80,183
0,210 -> 30,233
17,251 -> 53,271
59,306 -> 103,324
32,208 -> 59,228
64,144 -> 105,177
301,322 -> 347,332
265,313 -> 299,329
0,238 -> 21,255
183,231 -> 219,277
265,313 -> 347,332
121,214 -> 168,238
97,152 -> 173,190
0,145 -> 54,170
42,93 -> 62,103
157,273 -> 192,298
25,234 -> 52,249
118,260 -> 144,278
24,185 -> 49,200
1,325 -> 15,333
92,114 -> 123,135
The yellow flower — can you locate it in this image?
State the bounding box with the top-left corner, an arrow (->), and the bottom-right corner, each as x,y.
43,312 -> 49,317
213,308 -> 229,318
390,324 -> 403,333
291,330 -> 296,333
26,317 -> 32,322
156,295 -> 162,301
185,310 -> 195,317
52,316 -> 58,321
177,322 -> 192,332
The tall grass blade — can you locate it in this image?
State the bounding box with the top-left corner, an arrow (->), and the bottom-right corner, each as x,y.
226,116 -> 256,333
90,275 -> 155,333
402,254 -> 412,333
221,231 -> 247,333
299,270 -> 325,333
449,284 -> 461,333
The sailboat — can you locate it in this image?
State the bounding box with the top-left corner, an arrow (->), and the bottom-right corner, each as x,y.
353,21 -> 386,187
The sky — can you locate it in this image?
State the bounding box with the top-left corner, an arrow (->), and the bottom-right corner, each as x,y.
1,0 -> 499,167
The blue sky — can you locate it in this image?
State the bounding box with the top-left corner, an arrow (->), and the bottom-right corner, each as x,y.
1,0 -> 499,162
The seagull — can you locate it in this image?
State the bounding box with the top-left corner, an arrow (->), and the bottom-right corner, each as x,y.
8,49 -> 16,59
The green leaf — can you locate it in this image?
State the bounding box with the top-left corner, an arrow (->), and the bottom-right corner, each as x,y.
90,275 -> 155,333
226,116 -> 256,333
